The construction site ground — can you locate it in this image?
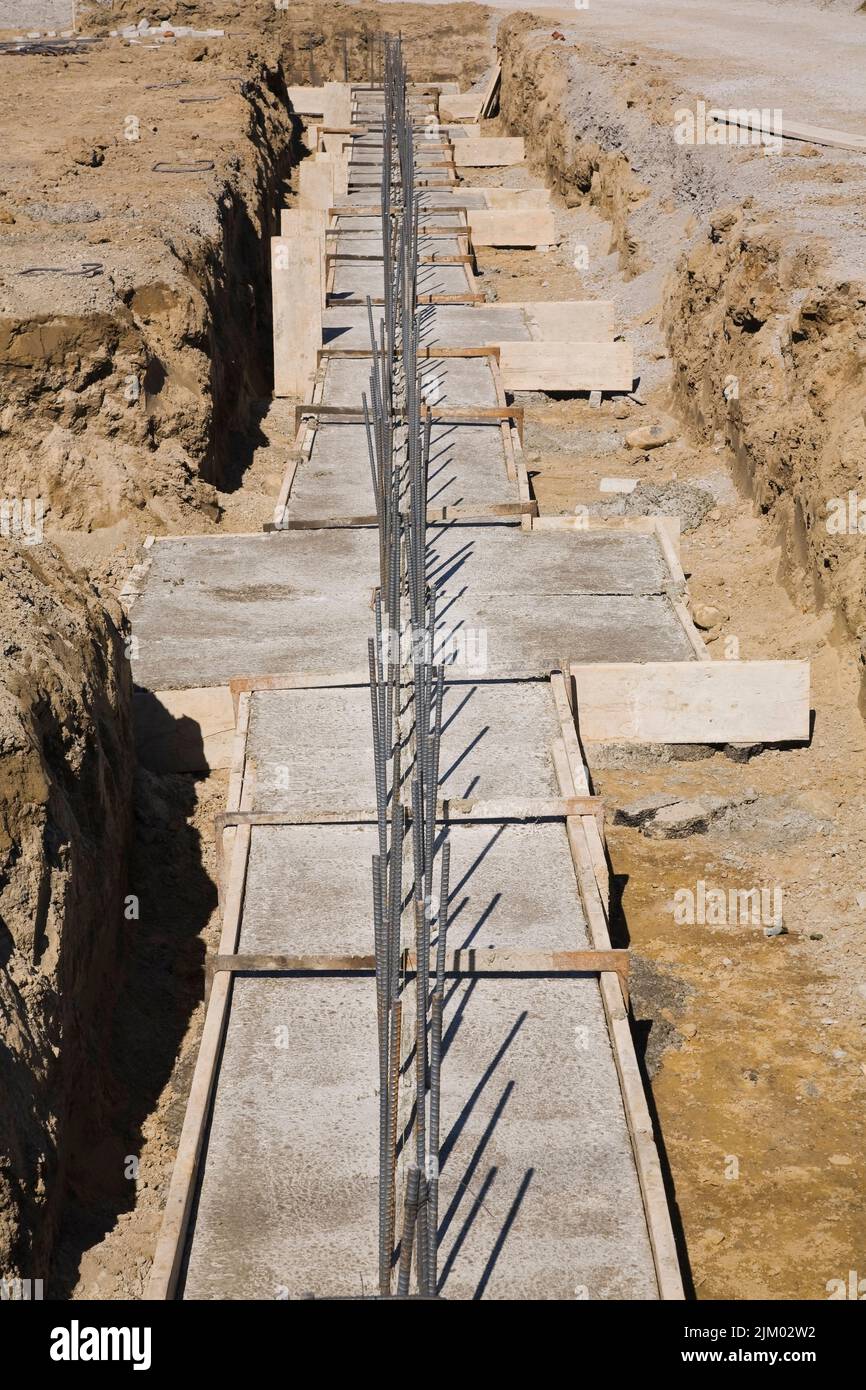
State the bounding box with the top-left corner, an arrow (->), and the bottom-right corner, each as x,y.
0,0 -> 863,1303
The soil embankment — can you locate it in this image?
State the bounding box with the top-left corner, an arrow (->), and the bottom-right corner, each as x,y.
0,542 -> 132,1279
497,10 -> 866,692
492,11 -> 866,1297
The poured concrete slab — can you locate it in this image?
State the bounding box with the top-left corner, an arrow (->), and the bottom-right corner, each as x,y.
131,526 -> 692,689
238,819 -> 587,954
331,233 -> 466,259
131,532 -> 379,690
330,259 -> 471,298
180,975 -> 658,1300
323,302 -> 528,349
321,355 -> 498,407
425,524 -> 672,597
436,592 -> 694,673
287,421 -> 516,522
246,678 -> 563,812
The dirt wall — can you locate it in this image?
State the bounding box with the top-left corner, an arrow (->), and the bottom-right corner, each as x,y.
0,541 -> 133,1278
77,1 -> 494,87
0,40 -> 297,533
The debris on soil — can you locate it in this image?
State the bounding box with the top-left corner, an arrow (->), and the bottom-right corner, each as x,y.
691,601 -> 728,630
625,422 -> 677,450
642,790 -> 759,839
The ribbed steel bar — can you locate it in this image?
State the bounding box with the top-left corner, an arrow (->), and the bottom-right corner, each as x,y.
366,34 -> 452,1297
426,840 -> 450,1293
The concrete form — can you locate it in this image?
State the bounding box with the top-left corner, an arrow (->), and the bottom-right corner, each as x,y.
144,82 -> 705,1304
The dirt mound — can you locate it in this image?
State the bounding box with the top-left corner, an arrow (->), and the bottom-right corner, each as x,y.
0,38 -> 295,537
0,540 -> 133,1277
78,1 -> 493,86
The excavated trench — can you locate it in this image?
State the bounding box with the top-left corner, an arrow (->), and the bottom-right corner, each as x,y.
0,0 -> 498,1299
492,13 -> 866,1299
2,0 -> 865,1301
497,13 -> 866,692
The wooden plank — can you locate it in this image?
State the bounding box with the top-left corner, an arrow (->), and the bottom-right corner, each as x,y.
288,85 -> 327,115
551,700 -> 684,1299
134,686 -> 236,774
316,151 -> 349,200
318,345 -> 500,361
469,209 -> 555,248
298,159 -> 334,211
326,252 -> 473,265
480,64 -> 501,119
144,820 -> 252,1300
438,92 -> 485,123
601,973 -> 685,1300
482,186 -> 550,210
145,972 -> 232,1299
499,341 -> 634,393
289,81 -> 352,127
710,111 -> 866,154
215,795 -> 603,831
673,598 -> 711,661
320,132 -> 352,156
328,293 -> 483,307
483,299 -> 615,341
441,794 -> 602,823
652,517 -> 686,592
551,671 -> 610,907
280,206 -> 326,239
211,947 -> 628,986
567,660 -> 810,744
229,670 -> 368,701
452,137 -> 525,167
271,234 -> 321,397
294,403 -> 522,432
527,300 -> 614,342
274,500 -> 535,530
280,208 -> 326,309
530,513 -> 681,559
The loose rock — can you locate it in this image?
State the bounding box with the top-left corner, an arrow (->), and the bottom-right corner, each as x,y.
691,602 -> 728,631
613,791 -> 683,827
625,422 -> 678,450
642,789 -> 759,839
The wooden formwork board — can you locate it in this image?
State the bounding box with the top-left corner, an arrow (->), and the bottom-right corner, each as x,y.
211,947 -> 628,989
468,209 -> 555,249
439,92 -> 485,123
453,137 -> 525,167
268,374 -> 532,532
271,234 -> 322,397
145,706 -> 256,1302
567,659 -> 811,745
479,63 -> 501,118
477,186 -> 550,210
499,340 -> 635,393
484,299 -> 616,342
550,668 -> 685,1301
290,402 -> 524,439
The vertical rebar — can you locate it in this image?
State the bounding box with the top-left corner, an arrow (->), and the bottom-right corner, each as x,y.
396,1165 -> 420,1297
